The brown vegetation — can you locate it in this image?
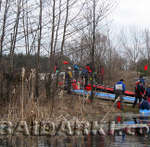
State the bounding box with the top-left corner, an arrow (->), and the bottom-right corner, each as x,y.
0,91 -> 120,123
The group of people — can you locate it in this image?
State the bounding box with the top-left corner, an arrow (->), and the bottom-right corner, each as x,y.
114,76 -> 150,110
64,64 -> 103,94
64,63 -> 150,110
64,64 -> 93,94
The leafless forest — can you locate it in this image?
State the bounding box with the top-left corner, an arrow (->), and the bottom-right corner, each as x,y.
0,0 -> 150,121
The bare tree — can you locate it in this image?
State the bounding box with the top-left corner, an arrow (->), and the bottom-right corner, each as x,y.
9,0 -> 22,72
35,0 -> 43,98
0,0 -> 9,62
121,28 -> 142,71
22,0 -> 30,55
60,0 -> 69,55
141,29 -> 150,64
53,0 -> 62,54
50,0 -> 56,58
0,0 -> 2,11
0,0 -> 10,99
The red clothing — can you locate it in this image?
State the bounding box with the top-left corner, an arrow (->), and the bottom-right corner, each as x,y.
100,67 -> 104,75
86,66 -> 92,73
85,84 -> 92,91
117,116 -> 121,122
117,101 -> 121,109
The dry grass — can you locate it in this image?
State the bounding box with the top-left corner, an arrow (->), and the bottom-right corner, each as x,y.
0,69 -> 140,124
0,91 -> 121,124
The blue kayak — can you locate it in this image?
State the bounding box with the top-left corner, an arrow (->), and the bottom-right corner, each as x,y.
72,89 -> 135,103
139,109 -> 150,116
123,120 -> 136,125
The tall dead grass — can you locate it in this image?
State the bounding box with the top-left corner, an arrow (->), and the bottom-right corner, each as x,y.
0,68 -> 119,124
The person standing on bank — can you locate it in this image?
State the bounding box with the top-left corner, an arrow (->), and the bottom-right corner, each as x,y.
73,64 -> 79,82
65,67 -> 73,94
132,80 -> 145,108
145,84 -> 150,102
114,79 -> 126,104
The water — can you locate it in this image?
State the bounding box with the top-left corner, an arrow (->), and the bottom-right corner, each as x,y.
0,135 -> 150,147
0,114 -> 150,147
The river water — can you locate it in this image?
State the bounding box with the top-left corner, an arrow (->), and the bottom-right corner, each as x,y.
0,114 -> 150,147
0,135 -> 150,147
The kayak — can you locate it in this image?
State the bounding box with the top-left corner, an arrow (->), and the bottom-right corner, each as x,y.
96,85 -> 135,97
72,89 -> 135,103
71,82 -> 135,97
139,109 -> 150,116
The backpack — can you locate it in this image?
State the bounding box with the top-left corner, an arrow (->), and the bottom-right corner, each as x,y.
115,83 -> 123,91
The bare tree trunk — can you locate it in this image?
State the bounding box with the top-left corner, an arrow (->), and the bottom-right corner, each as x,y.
0,0 -> 2,11
49,0 -> 56,74
0,0 -> 9,62
90,0 -> 96,102
145,30 -> 150,76
0,0 -> 9,99
60,0 -> 69,55
22,0 -> 30,55
9,0 -> 22,72
50,0 -> 55,58
35,0 -> 42,98
53,0 -> 62,54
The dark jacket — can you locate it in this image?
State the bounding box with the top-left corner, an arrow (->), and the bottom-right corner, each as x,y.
81,69 -> 88,78
135,84 -> 145,97
65,71 -> 72,81
146,87 -> 150,97
140,100 -> 150,110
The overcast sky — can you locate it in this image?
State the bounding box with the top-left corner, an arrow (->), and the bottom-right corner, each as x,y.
111,0 -> 150,28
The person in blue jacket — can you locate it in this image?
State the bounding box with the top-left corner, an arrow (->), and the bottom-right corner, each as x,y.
114,79 -> 126,101
73,64 -> 79,82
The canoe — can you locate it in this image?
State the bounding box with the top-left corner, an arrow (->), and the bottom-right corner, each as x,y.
71,82 -> 135,97
96,85 -> 135,97
72,89 -> 135,103
139,109 -> 150,116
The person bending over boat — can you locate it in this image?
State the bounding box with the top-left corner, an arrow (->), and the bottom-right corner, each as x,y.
114,79 -> 126,101
146,84 -> 150,103
133,80 -> 145,108
139,97 -> 150,110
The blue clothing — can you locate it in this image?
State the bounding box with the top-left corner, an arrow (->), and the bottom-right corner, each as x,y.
73,64 -> 79,71
140,100 -> 150,110
114,81 -> 126,92
81,69 -> 88,77
146,87 -> 150,97
139,78 -> 145,86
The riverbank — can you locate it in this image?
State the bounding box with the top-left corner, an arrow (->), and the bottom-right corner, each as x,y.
0,92 -> 123,123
